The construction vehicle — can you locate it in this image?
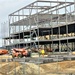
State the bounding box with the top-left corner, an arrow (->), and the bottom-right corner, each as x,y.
11,48 -> 31,58
0,49 -> 8,55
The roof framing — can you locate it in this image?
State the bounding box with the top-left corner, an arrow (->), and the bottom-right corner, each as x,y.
9,0 -> 74,16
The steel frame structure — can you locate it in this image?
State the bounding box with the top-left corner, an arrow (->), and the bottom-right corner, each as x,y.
3,0 -> 75,53
1,1 -> 75,75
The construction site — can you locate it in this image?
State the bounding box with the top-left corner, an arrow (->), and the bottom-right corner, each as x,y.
1,0 -> 75,75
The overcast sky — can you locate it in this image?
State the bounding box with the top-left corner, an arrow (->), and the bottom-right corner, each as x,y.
0,0 -> 37,47
0,0 -> 35,34
0,0 -> 36,23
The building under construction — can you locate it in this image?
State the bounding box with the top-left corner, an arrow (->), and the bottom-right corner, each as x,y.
2,0 -> 75,53
1,0 -> 75,75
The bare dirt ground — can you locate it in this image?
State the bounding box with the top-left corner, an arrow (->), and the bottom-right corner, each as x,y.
0,55 -> 12,59
0,55 -> 75,75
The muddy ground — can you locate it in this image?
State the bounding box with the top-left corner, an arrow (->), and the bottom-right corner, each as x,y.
0,55 -> 75,75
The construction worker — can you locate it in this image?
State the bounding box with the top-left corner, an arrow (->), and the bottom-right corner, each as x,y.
40,48 -> 45,57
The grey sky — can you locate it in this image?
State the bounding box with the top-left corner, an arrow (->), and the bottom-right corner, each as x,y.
0,0 -> 36,23
0,0 -> 36,47
0,0 -> 73,23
